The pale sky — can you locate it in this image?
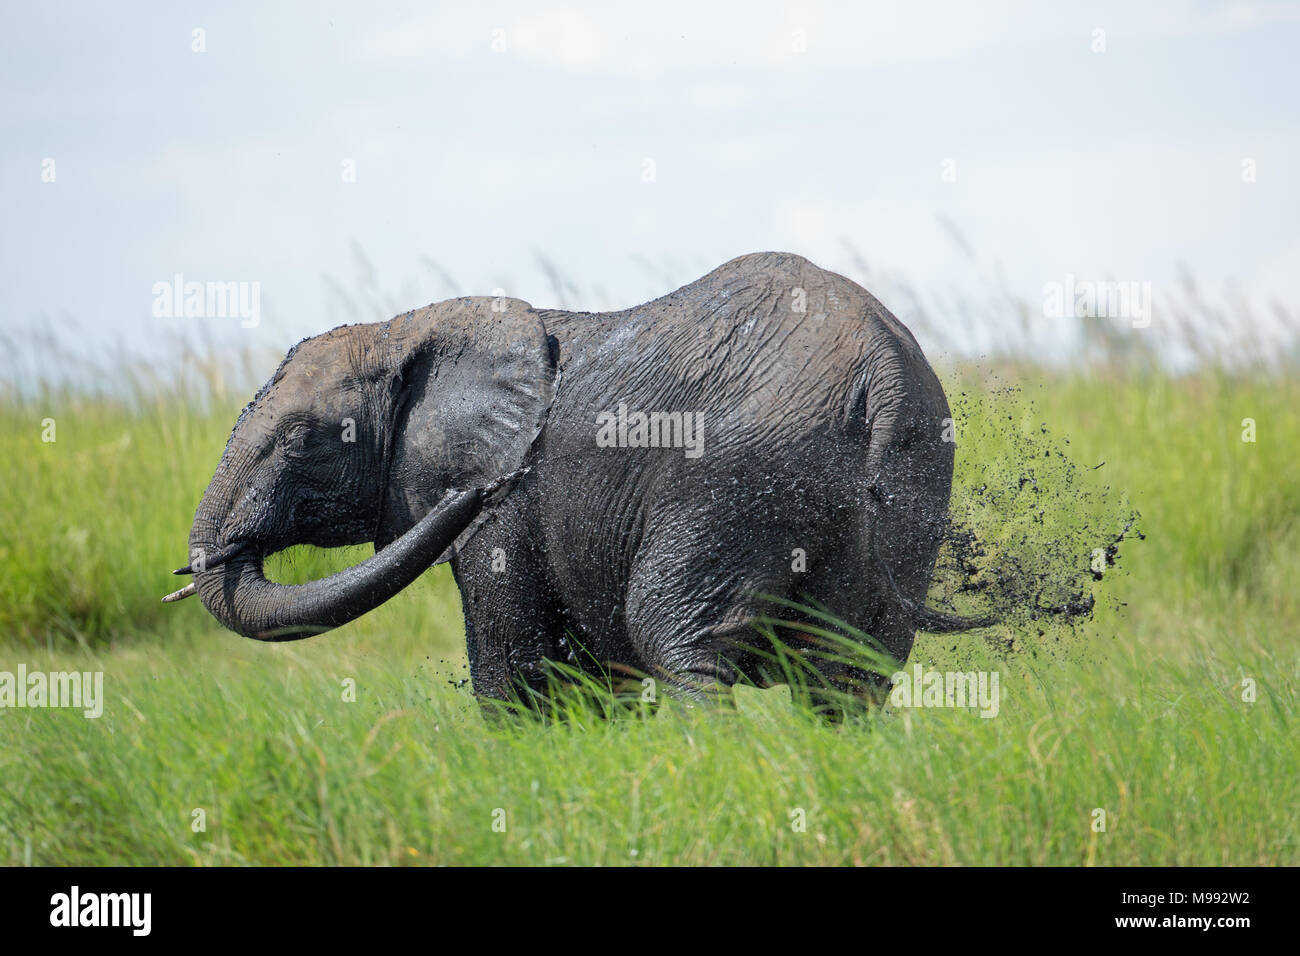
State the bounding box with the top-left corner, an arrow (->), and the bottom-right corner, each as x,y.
2,1 -> 1297,369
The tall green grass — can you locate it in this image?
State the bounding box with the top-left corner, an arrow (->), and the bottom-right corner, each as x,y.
1,330 -> 1297,864
2,636 -> 1291,865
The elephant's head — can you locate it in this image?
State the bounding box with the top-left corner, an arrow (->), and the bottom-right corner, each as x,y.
168,297 -> 557,641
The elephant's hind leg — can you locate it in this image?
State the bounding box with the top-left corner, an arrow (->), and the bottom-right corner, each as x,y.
623,536 -> 796,706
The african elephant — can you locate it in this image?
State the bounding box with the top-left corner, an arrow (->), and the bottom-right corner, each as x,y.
167,252 -> 986,707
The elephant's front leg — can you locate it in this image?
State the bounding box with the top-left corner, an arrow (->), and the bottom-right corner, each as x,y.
451,533 -> 565,710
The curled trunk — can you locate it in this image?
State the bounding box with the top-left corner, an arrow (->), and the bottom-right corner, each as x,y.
191,487 -> 484,641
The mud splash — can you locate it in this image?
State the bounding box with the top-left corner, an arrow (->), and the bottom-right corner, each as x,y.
928,377 -> 1143,660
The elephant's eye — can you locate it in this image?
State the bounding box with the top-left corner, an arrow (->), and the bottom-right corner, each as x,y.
277,420 -> 313,456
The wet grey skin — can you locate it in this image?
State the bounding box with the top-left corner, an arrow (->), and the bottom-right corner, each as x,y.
171,252 -> 989,708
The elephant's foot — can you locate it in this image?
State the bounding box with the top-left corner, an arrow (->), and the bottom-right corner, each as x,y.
794,672 -> 891,724
651,666 -> 739,715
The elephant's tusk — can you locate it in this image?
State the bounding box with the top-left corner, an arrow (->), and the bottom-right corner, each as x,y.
172,540 -> 248,575
161,582 -> 198,603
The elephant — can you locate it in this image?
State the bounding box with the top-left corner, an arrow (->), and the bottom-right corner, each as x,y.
166,252 -> 988,710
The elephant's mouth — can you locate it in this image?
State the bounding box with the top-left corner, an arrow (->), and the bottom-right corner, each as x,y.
171,539 -> 251,577
161,539 -> 250,604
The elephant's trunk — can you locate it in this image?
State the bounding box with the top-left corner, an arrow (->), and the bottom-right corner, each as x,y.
188,486 -> 485,642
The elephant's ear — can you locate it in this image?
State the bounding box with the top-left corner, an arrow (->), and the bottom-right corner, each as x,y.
376,296 -> 558,561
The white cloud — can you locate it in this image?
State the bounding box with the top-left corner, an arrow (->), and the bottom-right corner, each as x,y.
510,8 -> 605,68
357,6 -> 605,70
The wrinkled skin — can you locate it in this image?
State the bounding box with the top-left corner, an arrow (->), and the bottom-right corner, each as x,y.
177,252 -> 982,707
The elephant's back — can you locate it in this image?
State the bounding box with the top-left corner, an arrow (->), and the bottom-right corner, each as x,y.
538,251 -> 937,449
